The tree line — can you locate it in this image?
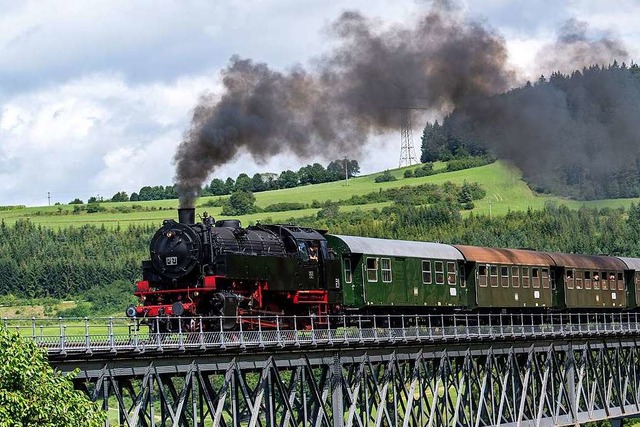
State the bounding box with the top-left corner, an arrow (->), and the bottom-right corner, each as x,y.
0,221 -> 149,299
70,159 -> 360,204
297,201 -> 640,258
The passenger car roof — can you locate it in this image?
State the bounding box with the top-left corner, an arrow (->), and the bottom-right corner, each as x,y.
616,257 -> 640,271
454,245 -> 555,266
545,252 -> 627,270
330,235 -> 464,260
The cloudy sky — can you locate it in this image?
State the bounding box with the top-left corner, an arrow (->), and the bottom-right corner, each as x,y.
0,0 -> 638,206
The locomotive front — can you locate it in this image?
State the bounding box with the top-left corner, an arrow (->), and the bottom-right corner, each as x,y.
127,208 -> 340,331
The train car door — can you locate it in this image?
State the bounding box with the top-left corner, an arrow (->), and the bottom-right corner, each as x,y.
462,261 -> 477,308
551,266 -> 566,309
321,242 -> 343,305
624,270 -> 635,309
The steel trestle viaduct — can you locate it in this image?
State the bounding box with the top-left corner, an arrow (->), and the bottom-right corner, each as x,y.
10,312 -> 640,427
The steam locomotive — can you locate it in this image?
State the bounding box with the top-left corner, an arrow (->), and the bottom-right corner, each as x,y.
128,208 -> 640,331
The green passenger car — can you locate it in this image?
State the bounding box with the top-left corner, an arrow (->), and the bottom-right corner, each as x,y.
326,235 -> 473,311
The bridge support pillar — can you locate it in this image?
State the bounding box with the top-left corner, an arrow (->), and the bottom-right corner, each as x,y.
610,418 -> 623,427
332,353 -> 344,427
566,343 -> 579,427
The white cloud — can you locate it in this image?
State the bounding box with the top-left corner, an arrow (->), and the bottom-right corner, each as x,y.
0,72 -> 218,205
0,0 -> 639,206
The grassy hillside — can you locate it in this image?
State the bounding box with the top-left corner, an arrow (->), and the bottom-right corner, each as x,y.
2,161 -> 640,228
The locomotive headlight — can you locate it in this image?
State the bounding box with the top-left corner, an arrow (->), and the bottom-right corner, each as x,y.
193,291 -> 200,297
141,296 -> 147,302
125,304 -> 137,318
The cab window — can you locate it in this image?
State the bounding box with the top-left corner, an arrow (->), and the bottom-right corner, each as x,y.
297,241 -> 309,261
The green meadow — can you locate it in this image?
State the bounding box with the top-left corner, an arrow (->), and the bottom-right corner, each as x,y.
2,161 -> 640,229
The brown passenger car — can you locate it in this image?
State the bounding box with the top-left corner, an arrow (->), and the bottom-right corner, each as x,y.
455,245 -> 555,309
546,253 -> 627,309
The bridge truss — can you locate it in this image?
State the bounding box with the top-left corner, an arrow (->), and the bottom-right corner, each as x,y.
36,313 -> 640,427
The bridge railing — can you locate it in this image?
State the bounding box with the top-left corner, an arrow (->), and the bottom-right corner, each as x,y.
2,312 -> 640,356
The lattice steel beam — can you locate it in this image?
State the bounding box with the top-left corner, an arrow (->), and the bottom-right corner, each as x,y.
55,338 -> 640,427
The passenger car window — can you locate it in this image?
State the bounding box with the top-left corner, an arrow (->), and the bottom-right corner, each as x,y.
422,261 -> 432,284
511,266 -> 520,288
489,265 -> 498,288
501,266 -> 509,288
381,258 -> 392,283
618,272 -> 624,290
435,261 -> 444,284
542,268 -> 550,289
447,262 -> 457,285
478,265 -> 487,287
344,259 -> 352,284
366,258 -> 378,282
584,271 -> 591,290
522,267 -> 530,288
532,267 -> 540,288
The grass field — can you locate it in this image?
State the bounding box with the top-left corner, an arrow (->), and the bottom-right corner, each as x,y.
2,161 -> 640,229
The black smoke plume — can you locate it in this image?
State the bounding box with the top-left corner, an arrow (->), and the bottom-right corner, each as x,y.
447,20 -> 633,200
536,18 -> 628,76
174,3 -> 514,207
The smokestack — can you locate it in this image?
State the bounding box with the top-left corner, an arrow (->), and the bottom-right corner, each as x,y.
178,208 -> 196,224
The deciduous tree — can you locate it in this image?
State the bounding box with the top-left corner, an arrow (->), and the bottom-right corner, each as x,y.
0,327 -> 105,426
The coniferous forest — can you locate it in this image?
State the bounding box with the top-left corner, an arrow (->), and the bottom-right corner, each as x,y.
2,202 -> 640,304
424,63 -> 640,200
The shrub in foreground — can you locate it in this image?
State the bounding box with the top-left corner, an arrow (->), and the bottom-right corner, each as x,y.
0,327 -> 105,426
